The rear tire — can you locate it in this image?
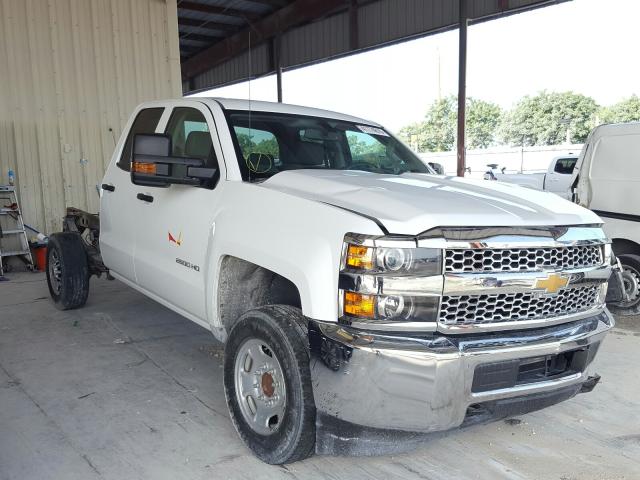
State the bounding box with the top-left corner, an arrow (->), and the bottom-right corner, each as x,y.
608,254 -> 640,316
223,305 -> 315,464
46,233 -> 90,310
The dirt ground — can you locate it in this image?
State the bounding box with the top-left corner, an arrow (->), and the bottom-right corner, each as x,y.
1,272 -> 639,480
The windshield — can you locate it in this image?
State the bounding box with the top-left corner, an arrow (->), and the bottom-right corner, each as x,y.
226,110 -> 432,181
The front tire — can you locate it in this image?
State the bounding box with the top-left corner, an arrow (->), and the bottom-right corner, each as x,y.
46,233 -> 90,310
608,254 -> 640,316
223,305 -> 315,464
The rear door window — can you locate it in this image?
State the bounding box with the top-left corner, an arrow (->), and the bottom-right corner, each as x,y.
118,108 -> 164,171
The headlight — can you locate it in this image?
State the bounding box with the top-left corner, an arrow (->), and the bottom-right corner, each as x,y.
342,291 -> 438,322
344,243 -> 441,276
339,234 -> 443,329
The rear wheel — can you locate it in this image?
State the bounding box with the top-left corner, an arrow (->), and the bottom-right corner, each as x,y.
609,254 -> 640,316
46,233 -> 90,310
223,305 -> 315,464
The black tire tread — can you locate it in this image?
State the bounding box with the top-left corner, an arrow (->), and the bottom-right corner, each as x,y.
224,305 -> 315,464
46,233 -> 90,310
609,253 -> 640,316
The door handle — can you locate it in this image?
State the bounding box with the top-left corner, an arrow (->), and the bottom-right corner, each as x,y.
101,183 -> 115,192
136,193 -> 154,203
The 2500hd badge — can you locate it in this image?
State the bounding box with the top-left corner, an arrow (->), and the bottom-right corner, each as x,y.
176,257 -> 200,272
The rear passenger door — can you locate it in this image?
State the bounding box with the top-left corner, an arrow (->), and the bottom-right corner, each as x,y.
100,106 -> 164,284
133,101 -> 225,321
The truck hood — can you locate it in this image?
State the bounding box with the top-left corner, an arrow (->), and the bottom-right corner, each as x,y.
260,170 -> 601,235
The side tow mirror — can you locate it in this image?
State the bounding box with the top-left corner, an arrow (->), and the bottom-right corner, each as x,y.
131,134 -> 217,188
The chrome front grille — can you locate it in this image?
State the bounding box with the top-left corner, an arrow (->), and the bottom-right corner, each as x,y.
445,245 -> 603,273
439,284 -> 601,325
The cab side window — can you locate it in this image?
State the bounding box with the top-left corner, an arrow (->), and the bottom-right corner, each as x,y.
164,107 -> 219,169
554,158 -> 577,174
118,107 -> 164,171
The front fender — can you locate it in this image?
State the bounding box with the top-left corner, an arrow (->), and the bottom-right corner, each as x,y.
203,182 -> 382,334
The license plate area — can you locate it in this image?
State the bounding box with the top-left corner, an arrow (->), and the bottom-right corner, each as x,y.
471,343 -> 600,393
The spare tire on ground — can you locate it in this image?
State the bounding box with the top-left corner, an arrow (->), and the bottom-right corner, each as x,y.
46,232 -> 90,310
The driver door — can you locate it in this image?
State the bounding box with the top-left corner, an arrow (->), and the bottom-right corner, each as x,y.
133,101 -> 225,321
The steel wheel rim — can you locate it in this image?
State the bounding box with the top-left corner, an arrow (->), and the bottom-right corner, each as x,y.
234,338 -> 287,435
48,249 -> 62,295
619,264 -> 640,307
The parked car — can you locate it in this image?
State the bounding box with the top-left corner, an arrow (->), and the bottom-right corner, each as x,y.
45,98 -> 622,464
572,122 -> 640,315
427,161 -> 445,174
484,154 -> 578,199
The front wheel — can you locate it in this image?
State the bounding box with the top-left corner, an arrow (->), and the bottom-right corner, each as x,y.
223,305 -> 315,464
46,233 -> 90,310
608,254 -> 640,316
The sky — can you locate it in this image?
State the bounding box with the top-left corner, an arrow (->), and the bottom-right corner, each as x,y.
193,0 -> 640,133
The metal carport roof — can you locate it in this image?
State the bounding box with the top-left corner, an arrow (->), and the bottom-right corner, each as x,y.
178,0 -> 568,94
177,0 -> 570,176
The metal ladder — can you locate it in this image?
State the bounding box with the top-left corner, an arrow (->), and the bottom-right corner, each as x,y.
0,185 -> 34,276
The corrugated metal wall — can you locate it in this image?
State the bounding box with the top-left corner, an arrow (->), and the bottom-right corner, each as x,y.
0,0 -> 181,234
189,0 -> 563,93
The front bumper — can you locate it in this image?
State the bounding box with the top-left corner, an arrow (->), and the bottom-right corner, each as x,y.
309,310 -> 613,432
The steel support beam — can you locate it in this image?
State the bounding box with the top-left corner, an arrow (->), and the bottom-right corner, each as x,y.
182,0 -> 347,80
274,35 -> 283,102
246,0 -> 290,7
179,32 -> 224,43
456,0 -> 468,177
177,2 -> 259,21
178,17 -> 240,33
349,0 -> 359,50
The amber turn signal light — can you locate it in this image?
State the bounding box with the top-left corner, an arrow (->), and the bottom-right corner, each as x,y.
346,244 -> 374,270
132,162 -> 157,174
343,291 -> 375,318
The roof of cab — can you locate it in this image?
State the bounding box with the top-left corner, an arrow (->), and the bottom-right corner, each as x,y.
199,97 -> 383,127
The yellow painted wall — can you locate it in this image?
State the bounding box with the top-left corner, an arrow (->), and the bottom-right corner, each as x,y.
0,0 -> 181,233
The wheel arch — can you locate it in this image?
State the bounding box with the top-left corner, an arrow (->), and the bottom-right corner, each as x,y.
215,255 -> 304,339
611,238 -> 640,257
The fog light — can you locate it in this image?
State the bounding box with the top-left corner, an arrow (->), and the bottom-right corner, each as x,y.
378,295 -> 413,319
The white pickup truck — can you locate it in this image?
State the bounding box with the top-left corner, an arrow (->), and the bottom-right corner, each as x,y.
45,98 -> 622,464
484,154 -> 578,199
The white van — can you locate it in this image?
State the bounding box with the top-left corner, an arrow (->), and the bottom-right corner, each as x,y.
573,122 -> 640,315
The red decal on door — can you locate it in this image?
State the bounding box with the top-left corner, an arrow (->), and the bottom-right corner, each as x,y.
168,231 -> 182,246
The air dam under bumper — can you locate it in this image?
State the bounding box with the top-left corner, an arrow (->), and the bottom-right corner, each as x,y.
309,311 -> 613,433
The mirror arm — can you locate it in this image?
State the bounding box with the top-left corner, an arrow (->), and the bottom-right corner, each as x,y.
187,167 -> 217,180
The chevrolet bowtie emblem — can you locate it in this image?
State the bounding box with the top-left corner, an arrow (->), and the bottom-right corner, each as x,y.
534,273 -> 569,294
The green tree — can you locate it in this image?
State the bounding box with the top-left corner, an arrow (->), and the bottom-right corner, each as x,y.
499,91 -> 599,146
236,133 -> 279,158
599,95 -> 640,124
255,137 -> 279,157
467,98 -> 503,149
236,133 -> 255,157
398,96 -> 502,152
398,96 -> 456,152
347,134 -> 385,157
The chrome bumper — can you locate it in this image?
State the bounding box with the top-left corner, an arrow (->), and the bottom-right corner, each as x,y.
309,310 -> 613,432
